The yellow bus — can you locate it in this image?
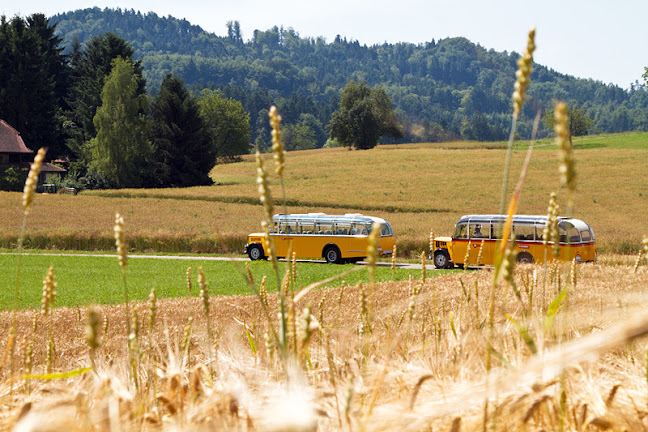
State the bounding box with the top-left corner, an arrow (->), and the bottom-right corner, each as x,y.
246,213 -> 395,264
432,214 -> 597,269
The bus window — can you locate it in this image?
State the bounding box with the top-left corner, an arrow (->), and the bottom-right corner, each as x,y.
558,221 -> 581,243
317,222 -> 333,235
469,224 -> 488,239
350,223 -> 369,235
580,229 -> 592,242
300,222 -> 315,234
492,224 -> 514,240
454,223 -> 467,239
380,223 -> 393,236
514,225 -> 535,241
335,222 -> 350,235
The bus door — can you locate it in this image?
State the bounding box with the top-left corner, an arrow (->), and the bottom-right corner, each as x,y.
273,220 -> 296,258
452,222 -> 469,264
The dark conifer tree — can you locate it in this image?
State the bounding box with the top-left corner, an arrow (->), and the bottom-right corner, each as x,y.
150,74 -> 215,187
0,14 -> 68,157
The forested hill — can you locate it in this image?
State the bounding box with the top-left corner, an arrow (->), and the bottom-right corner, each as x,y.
50,7 -> 648,144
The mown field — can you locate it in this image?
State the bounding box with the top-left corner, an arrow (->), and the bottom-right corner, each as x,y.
0,132 -> 646,256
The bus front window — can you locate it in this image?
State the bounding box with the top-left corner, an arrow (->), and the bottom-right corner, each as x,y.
454,224 -> 467,239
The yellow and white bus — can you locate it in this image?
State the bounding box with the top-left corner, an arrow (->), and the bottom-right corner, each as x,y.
432,214 -> 597,269
246,213 -> 395,264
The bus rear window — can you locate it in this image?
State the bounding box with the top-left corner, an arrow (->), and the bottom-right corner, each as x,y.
380,223 -> 393,236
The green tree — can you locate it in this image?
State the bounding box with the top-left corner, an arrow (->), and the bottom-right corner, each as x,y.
542,104 -> 595,142
90,57 -> 152,188
284,124 -> 316,150
150,74 -> 214,187
199,89 -> 251,161
328,81 -> 402,149
67,32 -> 144,143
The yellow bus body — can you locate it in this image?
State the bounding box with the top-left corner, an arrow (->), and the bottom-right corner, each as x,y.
246,213 -> 395,264
433,215 -> 597,268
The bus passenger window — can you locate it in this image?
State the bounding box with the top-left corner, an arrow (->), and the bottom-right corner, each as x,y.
469,224 -> 488,239
336,224 -> 350,235
514,225 -> 535,241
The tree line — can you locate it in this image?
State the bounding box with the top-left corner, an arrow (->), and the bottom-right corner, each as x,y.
0,15 -> 250,189
49,8 -> 648,145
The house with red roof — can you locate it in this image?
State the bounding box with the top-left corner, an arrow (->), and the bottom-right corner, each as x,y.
0,119 -> 66,190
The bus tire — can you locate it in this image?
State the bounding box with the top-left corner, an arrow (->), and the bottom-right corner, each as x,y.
434,250 -> 452,269
516,252 -> 534,264
247,243 -> 265,261
323,245 -> 342,264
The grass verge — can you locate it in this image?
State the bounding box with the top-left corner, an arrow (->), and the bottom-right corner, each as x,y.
0,253 -> 435,310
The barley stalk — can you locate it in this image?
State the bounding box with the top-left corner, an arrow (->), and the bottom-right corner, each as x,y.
555,101 -> 576,213
477,240 -> 485,266
22,147 -> 47,216
148,287 -> 157,334
85,306 -> 100,369
500,28 -> 536,216
512,28 -> 536,119
291,251 -> 297,285
420,251 -> 427,284
186,266 -> 192,292
367,222 -> 381,284
114,213 -> 131,335
245,262 -> 254,286
429,229 -> 435,256
463,241 -> 471,270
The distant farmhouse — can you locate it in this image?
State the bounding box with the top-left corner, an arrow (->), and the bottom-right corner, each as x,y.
0,119 -> 66,190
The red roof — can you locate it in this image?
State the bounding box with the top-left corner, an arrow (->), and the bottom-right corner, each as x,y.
0,119 -> 33,154
41,162 -> 66,173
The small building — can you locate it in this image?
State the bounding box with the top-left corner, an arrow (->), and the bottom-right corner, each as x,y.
0,119 -> 67,189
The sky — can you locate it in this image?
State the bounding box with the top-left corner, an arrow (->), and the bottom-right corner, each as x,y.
2,0 -> 646,89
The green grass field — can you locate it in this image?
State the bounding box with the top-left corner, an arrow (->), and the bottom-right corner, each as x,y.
0,253 -> 429,310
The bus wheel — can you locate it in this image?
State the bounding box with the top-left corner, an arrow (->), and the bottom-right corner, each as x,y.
247,244 -> 265,261
324,246 -> 342,264
434,250 -> 452,269
516,252 -> 534,264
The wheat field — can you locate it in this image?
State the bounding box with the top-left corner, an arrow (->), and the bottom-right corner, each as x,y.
2,261 -> 648,431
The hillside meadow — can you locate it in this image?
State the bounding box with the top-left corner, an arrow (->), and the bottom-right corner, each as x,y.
0,132 -> 646,256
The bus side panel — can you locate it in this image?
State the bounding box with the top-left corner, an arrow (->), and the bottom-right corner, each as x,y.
516,242 -> 597,263
472,239 -> 495,265
378,236 -> 395,257
338,236 -> 368,259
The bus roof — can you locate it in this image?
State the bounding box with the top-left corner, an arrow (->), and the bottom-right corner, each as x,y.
273,213 -> 388,225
